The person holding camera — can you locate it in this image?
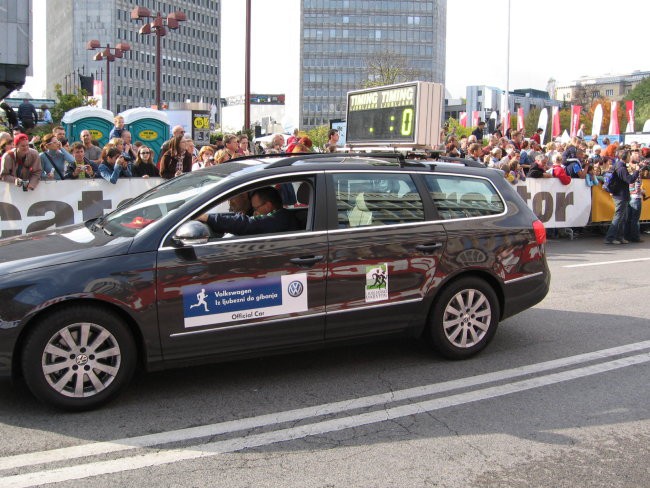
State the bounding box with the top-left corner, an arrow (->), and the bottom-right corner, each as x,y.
64,142 -> 97,179
0,133 -> 42,190
192,145 -> 216,170
97,147 -> 132,184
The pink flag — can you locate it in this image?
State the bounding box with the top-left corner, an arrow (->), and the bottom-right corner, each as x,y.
609,102 -> 620,135
501,111 -> 511,134
471,111 -> 480,127
625,100 -> 635,133
552,106 -> 560,138
517,108 -> 525,132
570,105 -> 581,137
459,112 -> 467,128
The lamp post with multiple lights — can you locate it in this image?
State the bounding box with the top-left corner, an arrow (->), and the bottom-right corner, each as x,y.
130,7 -> 187,110
86,40 -> 130,112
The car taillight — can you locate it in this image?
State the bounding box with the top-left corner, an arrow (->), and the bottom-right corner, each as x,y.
532,219 -> 546,245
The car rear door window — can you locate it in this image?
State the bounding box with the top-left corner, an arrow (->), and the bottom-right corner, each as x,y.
332,173 -> 424,228
423,174 -> 505,220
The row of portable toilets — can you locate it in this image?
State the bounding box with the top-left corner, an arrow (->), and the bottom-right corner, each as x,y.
61,107 -> 170,161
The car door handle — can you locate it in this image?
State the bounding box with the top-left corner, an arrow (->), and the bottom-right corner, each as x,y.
415,243 -> 443,253
290,255 -> 324,266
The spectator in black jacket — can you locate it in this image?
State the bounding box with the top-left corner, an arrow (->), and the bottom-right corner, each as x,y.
17,99 -> 38,130
604,149 -> 640,245
471,121 -> 485,141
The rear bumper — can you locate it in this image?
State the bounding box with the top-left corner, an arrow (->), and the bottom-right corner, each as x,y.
501,268 -> 550,320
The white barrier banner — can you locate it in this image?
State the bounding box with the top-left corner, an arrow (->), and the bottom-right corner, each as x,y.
514,178 -> 591,228
0,178 -> 164,238
0,177 -> 595,237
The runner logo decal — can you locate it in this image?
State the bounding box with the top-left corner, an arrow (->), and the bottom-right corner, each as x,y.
365,263 -> 388,302
182,273 -> 308,328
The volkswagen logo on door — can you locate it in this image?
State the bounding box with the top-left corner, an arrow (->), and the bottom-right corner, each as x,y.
287,280 -> 304,297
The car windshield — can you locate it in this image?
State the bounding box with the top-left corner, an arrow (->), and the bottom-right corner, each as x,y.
96,172 -> 227,237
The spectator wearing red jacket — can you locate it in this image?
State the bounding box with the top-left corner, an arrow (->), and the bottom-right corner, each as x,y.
551,154 -> 571,185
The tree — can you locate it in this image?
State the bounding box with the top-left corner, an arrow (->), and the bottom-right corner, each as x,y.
444,117 -> 471,140
50,84 -> 97,123
307,125 -> 329,150
361,52 -> 425,88
623,76 -> 650,131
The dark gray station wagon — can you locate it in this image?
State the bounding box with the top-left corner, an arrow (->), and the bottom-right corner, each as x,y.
0,153 -> 550,410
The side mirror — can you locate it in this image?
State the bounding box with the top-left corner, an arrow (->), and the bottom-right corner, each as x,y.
172,221 -> 210,247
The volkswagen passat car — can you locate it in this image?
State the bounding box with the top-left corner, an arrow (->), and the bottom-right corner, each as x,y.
0,153 -> 550,410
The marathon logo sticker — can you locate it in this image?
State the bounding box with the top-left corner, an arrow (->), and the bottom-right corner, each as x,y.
365,264 -> 388,302
182,273 -> 308,328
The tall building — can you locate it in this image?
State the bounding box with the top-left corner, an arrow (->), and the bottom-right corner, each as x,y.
300,0 -> 446,129
46,0 -> 220,113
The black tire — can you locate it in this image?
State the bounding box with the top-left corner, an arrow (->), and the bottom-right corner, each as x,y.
21,305 -> 136,411
428,277 -> 500,359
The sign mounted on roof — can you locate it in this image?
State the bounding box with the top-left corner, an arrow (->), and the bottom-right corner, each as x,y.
345,81 -> 443,148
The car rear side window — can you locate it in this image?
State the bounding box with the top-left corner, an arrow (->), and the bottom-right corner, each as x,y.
332,173 -> 424,228
423,174 -> 505,220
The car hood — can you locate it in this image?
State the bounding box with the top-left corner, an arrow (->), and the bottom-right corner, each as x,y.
0,224 -> 134,276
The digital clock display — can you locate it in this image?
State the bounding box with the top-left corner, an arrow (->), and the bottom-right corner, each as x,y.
346,84 -> 418,143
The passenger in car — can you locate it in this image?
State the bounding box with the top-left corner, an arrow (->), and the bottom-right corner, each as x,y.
197,186 -> 300,235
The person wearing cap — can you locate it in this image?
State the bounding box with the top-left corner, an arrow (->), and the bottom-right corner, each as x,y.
0,133 -> 42,190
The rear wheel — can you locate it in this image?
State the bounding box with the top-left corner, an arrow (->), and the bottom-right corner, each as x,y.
21,306 -> 136,411
428,277 -> 499,359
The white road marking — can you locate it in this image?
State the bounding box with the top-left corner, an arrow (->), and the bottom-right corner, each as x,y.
563,257 -> 650,268
2,351 -> 649,488
2,340 -> 649,472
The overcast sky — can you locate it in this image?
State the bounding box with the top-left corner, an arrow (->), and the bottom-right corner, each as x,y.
23,0 -> 650,103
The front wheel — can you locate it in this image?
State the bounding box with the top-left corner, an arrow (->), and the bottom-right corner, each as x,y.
21,306 -> 136,411
427,277 -> 500,359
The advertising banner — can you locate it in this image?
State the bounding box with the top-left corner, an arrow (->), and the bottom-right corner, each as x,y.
517,108 -> 524,132
0,178 -> 163,238
514,179 -> 591,228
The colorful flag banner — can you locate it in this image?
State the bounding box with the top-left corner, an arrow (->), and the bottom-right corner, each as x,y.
625,100 -> 635,133
459,112 -> 467,128
570,105 -> 581,138
552,106 -> 560,138
609,102 -> 619,135
592,104 -> 603,137
517,108 -> 525,132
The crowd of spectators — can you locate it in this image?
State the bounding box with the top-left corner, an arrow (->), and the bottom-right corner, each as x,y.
0,114 -> 325,190
441,123 -> 649,242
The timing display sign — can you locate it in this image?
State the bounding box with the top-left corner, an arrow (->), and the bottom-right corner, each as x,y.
345,81 -> 443,148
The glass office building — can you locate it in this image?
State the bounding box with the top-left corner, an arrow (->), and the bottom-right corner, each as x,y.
46,0 -> 220,113
300,0 -> 446,129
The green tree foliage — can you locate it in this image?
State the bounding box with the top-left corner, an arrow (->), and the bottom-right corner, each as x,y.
308,125 -> 329,150
623,76 -> 650,131
50,84 -> 97,123
444,117 -> 472,140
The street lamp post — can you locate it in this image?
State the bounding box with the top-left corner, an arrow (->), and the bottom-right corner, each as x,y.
86,40 -> 131,112
130,6 -> 187,110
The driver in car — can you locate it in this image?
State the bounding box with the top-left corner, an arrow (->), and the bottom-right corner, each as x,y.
197,186 -> 299,235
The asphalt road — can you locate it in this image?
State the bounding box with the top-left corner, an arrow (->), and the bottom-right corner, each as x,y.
0,234 -> 649,487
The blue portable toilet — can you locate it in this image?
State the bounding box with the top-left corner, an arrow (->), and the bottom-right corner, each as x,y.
61,107 -> 115,147
121,108 -> 170,162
